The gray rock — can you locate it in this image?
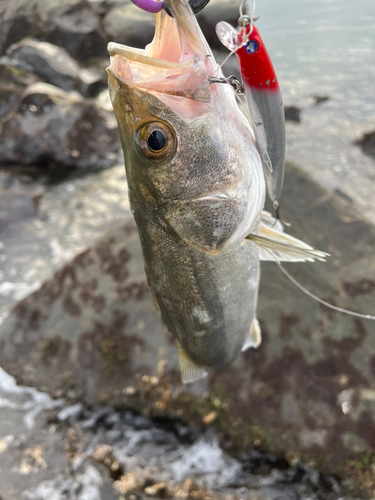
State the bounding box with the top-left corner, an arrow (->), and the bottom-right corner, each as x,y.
311,93 -> 329,105
0,56 -> 38,121
79,65 -> 108,98
6,38 -> 107,97
0,83 -> 120,170
354,129 -> 375,158
284,105 -> 301,122
88,0 -> 124,18
0,0 -> 107,61
6,38 -> 82,92
0,191 -> 41,230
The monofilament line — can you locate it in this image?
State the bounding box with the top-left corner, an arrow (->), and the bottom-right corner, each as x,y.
272,254 -> 375,320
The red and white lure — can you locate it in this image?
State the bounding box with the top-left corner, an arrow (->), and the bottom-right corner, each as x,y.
215,0 -> 285,217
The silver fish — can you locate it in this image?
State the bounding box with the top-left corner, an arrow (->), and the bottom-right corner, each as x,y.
107,0 -> 326,383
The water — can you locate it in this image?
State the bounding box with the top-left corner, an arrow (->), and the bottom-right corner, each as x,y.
252,0 -> 375,223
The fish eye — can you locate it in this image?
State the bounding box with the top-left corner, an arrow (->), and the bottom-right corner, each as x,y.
245,40 -> 259,53
148,129 -> 166,152
137,122 -> 175,163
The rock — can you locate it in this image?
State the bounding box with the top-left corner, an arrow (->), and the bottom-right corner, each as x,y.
6,38 -> 108,97
284,105 -> 301,122
0,82 -> 120,170
354,129 -> 375,158
0,191 -> 40,230
79,64 -> 108,98
1,161 -> 375,478
310,93 -> 329,105
91,444 -> 114,463
0,0 -> 107,61
6,38 -> 82,92
88,0 -> 124,18
103,1 -> 156,49
0,56 -> 38,121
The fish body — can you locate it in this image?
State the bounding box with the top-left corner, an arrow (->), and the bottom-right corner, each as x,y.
216,21 -> 286,209
107,0 -> 325,382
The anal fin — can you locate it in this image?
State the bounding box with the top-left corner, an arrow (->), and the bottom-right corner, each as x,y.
242,318 -> 262,352
177,342 -> 208,384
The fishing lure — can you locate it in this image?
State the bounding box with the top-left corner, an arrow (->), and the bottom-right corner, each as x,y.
216,3 -> 285,218
130,0 -> 210,15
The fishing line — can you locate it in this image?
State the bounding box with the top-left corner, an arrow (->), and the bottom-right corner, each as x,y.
270,252 -> 375,320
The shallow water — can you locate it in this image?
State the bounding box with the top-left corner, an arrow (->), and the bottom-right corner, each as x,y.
252,0 -> 375,223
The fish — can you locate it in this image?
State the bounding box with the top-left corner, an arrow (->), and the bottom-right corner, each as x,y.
107,0 -> 327,383
216,18 -> 286,213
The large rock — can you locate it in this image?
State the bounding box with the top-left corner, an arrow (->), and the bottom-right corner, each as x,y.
6,38 -> 107,97
1,161 -> 375,484
0,0 -> 107,61
0,56 -> 38,121
0,83 -> 120,170
6,38 -> 82,92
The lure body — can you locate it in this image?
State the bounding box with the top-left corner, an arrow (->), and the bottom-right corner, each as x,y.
216,22 -> 285,209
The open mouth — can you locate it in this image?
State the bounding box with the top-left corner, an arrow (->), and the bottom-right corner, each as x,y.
108,0 -> 218,102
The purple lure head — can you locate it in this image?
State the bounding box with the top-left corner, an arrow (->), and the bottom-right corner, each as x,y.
130,0 -> 164,13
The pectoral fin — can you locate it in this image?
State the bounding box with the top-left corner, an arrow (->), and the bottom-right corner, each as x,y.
177,342 -> 208,384
246,212 -> 329,262
242,318 -> 262,351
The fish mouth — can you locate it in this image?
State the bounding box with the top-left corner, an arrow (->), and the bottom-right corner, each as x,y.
108,0 -> 218,103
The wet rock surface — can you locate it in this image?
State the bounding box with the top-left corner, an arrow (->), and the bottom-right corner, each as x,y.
0,370 -> 348,500
1,161 -> 375,497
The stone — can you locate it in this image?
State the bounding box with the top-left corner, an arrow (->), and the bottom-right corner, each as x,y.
0,191 -> 40,230
0,82 -> 120,170
0,0 -> 107,61
6,38 -> 82,92
354,129 -> 375,158
284,105 -> 301,122
310,93 -> 329,105
0,56 -> 38,122
6,38 -> 107,97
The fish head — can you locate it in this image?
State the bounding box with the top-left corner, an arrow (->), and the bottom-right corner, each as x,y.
107,0 -> 265,253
